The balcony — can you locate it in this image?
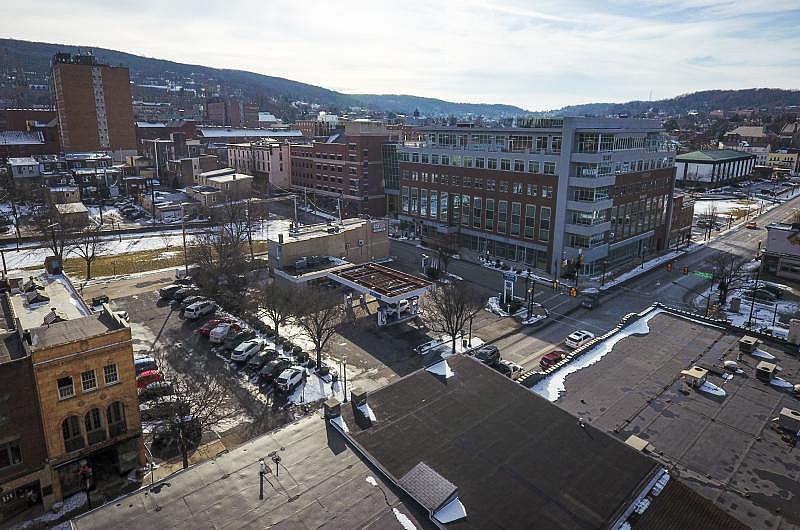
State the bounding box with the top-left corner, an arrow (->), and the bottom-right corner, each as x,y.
567,199 -> 614,212
565,221 -> 611,237
569,175 -> 616,188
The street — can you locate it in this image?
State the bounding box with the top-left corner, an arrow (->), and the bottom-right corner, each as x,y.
388,193 -> 800,372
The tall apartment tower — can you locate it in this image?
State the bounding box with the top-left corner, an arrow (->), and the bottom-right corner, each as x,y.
51,53 -> 137,160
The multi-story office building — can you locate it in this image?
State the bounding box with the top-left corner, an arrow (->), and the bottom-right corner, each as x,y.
398,118 -> 676,276
50,53 -> 137,161
290,121 -> 390,218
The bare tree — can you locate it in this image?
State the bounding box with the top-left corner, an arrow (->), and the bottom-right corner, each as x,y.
420,282 -> 484,354
699,202 -> 718,240
30,201 -> 83,260
71,224 -> 107,280
709,253 -> 749,305
294,286 -> 345,369
255,280 -> 295,341
146,349 -> 238,470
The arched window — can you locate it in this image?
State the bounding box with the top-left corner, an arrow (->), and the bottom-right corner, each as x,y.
85,408 -> 106,445
107,401 -> 126,437
62,415 -> 84,453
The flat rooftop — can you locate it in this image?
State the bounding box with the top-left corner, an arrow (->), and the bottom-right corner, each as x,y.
533,305 -> 800,529
338,355 -> 744,529
329,262 -> 431,303
71,415 -> 431,530
8,271 -> 89,331
271,218 -> 368,245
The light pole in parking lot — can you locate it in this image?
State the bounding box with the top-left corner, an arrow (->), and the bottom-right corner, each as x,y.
258,459 -> 266,500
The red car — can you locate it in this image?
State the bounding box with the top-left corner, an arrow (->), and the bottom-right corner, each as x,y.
540,350 -> 567,370
196,318 -> 236,337
745,221 -> 758,230
136,370 -> 164,390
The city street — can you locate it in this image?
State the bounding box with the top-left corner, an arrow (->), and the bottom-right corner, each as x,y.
388,193 -> 800,372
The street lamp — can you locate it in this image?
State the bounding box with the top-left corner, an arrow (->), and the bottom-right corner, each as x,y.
258,459 -> 266,500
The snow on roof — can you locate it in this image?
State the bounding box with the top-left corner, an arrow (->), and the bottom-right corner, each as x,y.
7,157 -> 38,165
0,131 -> 44,145
198,127 -> 302,138
426,359 -> 454,378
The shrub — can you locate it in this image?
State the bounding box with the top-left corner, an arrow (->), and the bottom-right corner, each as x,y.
426,267 -> 441,280
292,346 -> 302,355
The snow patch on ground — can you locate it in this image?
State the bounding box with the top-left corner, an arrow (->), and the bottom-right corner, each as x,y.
10,492 -> 87,529
599,250 -> 683,290
532,308 -> 662,401
393,508 -> 419,530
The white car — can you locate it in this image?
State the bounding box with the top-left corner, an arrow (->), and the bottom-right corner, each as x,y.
209,322 -> 238,344
230,338 -> 264,362
564,330 -> 596,349
184,300 -> 215,320
275,366 -> 306,393
493,359 -> 524,379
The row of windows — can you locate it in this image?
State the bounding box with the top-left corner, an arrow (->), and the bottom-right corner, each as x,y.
293,151 -> 345,161
402,172 -> 554,197
613,177 -> 671,198
0,440 -> 22,469
418,132 -> 562,153
401,187 -> 552,242
572,157 -> 674,178
62,401 -> 127,454
400,152 -> 559,174
57,363 -> 119,400
608,195 -> 670,241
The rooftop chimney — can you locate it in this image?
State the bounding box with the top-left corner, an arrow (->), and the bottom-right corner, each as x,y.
350,387 -> 367,408
323,398 -> 341,420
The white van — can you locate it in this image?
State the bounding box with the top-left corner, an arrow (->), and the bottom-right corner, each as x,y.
184,300 -> 215,320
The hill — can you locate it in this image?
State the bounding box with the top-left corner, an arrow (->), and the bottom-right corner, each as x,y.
547,89 -> 800,117
0,38 -> 527,118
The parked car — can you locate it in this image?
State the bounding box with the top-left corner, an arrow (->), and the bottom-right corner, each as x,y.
209,322 -> 242,344
159,284 -> 183,299
196,317 -> 235,336
746,221 -> 758,229
245,347 -> 275,372
259,358 -> 293,385
564,330 -> 596,349
179,295 -> 206,311
492,359 -> 524,379
172,287 -> 199,303
138,381 -> 174,402
223,329 -> 256,352
230,338 -> 264,363
151,416 -> 201,449
275,366 -> 306,393
175,276 -> 195,286
134,356 -> 158,375
139,396 -> 189,421
136,369 -> 165,390
472,345 -> 500,365
184,300 -> 216,320
540,350 -> 568,370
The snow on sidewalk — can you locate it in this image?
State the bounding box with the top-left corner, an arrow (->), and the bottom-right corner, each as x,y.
598,250 -> 684,290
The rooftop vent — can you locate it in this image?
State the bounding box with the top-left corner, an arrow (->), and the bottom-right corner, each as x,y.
43,307 -> 67,326
26,289 -> 50,305
739,335 -> 760,353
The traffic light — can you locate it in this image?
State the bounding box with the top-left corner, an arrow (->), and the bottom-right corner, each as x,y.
682,266 -> 689,275
569,287 -> 577,297
666,263 -> 673,272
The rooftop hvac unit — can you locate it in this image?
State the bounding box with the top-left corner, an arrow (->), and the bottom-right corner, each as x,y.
755,361 -> 777,382
738,335 -> 760,353
778,407 -> 800,433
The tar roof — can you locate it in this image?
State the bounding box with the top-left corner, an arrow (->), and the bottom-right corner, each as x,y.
8,272 -> 89,331
28,310 -> 124,352
339,355 -> 661,529
71,415 -> 432,530
542,306 -> 800,529
676,149 -> 754,162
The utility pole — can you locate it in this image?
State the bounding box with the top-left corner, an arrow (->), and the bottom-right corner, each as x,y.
181,207 -> 188,276
747,266 -> 761,328
151,142 -> 158,221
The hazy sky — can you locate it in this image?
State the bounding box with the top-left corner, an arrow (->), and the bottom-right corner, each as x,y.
2,0 -> 799,110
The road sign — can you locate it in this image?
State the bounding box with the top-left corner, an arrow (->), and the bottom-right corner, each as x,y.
693,271 -> 713,280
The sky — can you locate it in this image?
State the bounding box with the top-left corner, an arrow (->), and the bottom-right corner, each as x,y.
2,0 -> 799,111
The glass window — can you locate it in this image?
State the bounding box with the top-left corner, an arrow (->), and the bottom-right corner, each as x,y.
524,205 -> 536,239
420,190 -> 428,217
510,202 -> 521,236
539,206 -> 551,242
497,200 -> 508,233
441,155 -> 450,165
431,154 -> 440,164
401,186 -> 409,212
473,197 -> 482,228
440,192 -> 448,222
81,369 -> 97,392
499,181 -> 509,193
500,159 -> 511,171
543,162 -> 556,175
487,158 -> 497,170
0,441 -> 22,469
104,364 -> 119,385
512,182 -> 523,194
542,186 -> 553,198
58,376 -> 74,400
452,194 -> 461,222
464,157 -> 473,168
411,188 -> 419,212
551,136 -> 562,153
514,160 -> 525,172
411,153 -> 419,163
485,199 -> 495,231
527,184 -> 537,196
474,178 -> 483,189
487,179 -> 496,191
461,194 -> 471,225
430,191 -> 438,220
475,157 -> 485,168
527,160 -> 540,173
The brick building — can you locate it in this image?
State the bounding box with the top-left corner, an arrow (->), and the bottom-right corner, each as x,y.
290,120 -> 390,218
227,140 -> 291,190
0,271 -> 143,520
204,97 -> 258,127
51,53 -> 137,161
397,118 -> 677,276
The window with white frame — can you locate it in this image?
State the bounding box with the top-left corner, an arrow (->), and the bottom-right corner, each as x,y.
104,363 -> 119,385
81,369 -> 98,392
